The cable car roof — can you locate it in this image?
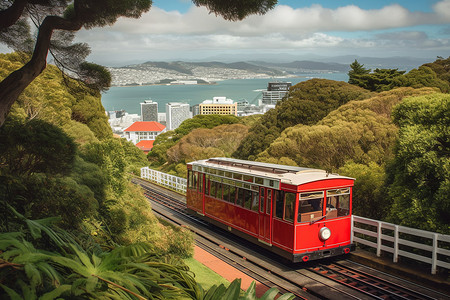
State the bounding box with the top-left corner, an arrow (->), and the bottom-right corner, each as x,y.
188,158 -> 353,187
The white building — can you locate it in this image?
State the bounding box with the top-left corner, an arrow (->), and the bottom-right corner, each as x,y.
261,82 -> 291,105
123,121 -> 166,145
166,102 -> 190,131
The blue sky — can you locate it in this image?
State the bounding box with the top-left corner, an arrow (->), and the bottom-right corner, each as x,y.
73,0 -> 450,65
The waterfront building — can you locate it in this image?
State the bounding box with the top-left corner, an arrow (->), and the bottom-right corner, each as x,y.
197,96 -> 238,116
140,100 -> 158,122
124,121 -> 166,145
261,81 -> 291,105
166,102 -> 190,130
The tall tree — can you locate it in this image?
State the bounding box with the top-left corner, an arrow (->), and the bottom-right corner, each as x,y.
348,59 -> 370,85
0,0 -> 278,127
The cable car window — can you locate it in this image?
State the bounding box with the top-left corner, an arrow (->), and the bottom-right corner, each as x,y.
229,185 -> 236,203
298,191 -> 324,223
237,187 -> 245,206
217,170 -> 224,176
266,190 -> 272,215
255,177 -> 264,185
205,175 -> 209,195
225,171 -> 232,178
251,191 -> 259,212
222,184 -> 230,202
284,193 -> 295,222
234,173 -> 242,180
210,180 -> 217,198
193,172 -> 198,190
244,190 -> 252,209
243,175 -> 253,183
198,174 -> 203,193
217,181 -> 223,200
326,188 -> 350,218
187,171 -> 192,189
275,191 -> 284,219
260,188 -> 265,212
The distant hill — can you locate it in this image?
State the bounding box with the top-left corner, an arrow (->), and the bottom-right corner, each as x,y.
109,60 -> 347,86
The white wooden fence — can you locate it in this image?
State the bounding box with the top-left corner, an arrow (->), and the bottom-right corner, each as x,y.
140,167 -> 450,275
352,215 -> 450,274
140,167 -> 187,194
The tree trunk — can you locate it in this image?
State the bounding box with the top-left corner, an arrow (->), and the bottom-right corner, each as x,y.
0,16 -> 81,127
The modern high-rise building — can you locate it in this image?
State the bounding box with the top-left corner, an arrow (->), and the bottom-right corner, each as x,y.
197,97 -> 238,116
140,100 -> 158,122
261,82 -> 291,105
166,102 -> 190,130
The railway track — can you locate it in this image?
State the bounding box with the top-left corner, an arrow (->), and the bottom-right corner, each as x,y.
133,177 -> 449,300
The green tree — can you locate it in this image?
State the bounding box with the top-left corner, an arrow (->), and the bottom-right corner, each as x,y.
233,79 -> 374,160
257,87 -> 437,171
386,93 -> 450,233
148,114 -> 240,167
166,124 -> 249,175
0,0 -> 278,127
350,68 -> 406,92
0,118 -> 76,176
423,56 -> 450,84
390,66 -> 450,93
338,162 -> 388,219
348,59 -> 370,85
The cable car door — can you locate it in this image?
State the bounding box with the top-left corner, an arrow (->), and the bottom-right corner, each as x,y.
258,187 -> 272,244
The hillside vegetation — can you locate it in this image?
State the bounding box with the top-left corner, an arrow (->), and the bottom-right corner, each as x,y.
0,53 -> 201,297
149,57 -> 449,233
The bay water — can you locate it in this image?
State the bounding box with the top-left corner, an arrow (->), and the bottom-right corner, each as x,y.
101,73 -> 348,114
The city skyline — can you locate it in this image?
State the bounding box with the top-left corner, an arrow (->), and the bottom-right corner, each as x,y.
74,0 -> 450,66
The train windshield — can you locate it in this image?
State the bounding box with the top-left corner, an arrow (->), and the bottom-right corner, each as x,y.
298,192 -> 324,223
326,188 -> 350,218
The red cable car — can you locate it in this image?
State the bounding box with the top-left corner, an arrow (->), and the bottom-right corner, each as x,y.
186,158 -> 355,262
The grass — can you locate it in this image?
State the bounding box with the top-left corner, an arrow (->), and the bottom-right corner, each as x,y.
184,257 -> 230,290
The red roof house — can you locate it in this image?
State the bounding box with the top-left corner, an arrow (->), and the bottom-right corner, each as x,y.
124,121 -> 166,145
136,140 -> 155,154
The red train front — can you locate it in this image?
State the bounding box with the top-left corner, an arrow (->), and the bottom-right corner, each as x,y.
186,158 -> 354,262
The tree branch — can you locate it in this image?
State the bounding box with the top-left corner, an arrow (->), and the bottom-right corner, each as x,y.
0,15 -> 82,126
0,0 -> 27,29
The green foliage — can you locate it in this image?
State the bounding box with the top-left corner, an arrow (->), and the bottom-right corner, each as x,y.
350,68 -> 406,92
204,279 -> 294,300
0,209 -> 200,299
390,66 -> 450,93
339,162 -> 389,219
0,53 -> 112,140
349,56 -> 450,93
257,87 -> 436,172
423,56 -> 450,84
192,0 -> 278,21
167,124 -> 248,165
0,118 -> 76,177
148,114 -> 240,168
348,59 -> 370,85
234,79 -> 374,160
386,93 -> 450,233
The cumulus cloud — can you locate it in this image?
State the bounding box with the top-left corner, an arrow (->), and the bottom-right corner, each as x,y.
75,1 -> 450,64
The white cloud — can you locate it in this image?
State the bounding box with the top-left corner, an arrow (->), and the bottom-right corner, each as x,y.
74,1 -> 450,64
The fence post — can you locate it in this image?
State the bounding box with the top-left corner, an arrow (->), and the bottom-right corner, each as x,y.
377,221 -> 382,257
393,225 -> 399,263
351,215 -> 354,244
432,233 -> 438,275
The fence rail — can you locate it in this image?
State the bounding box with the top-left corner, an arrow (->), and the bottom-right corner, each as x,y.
140,167 -> 187,194
352,215 -> 450,274
140,167 -> 450,275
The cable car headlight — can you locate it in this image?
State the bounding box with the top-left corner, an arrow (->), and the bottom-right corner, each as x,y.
319,227 -> 331,241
